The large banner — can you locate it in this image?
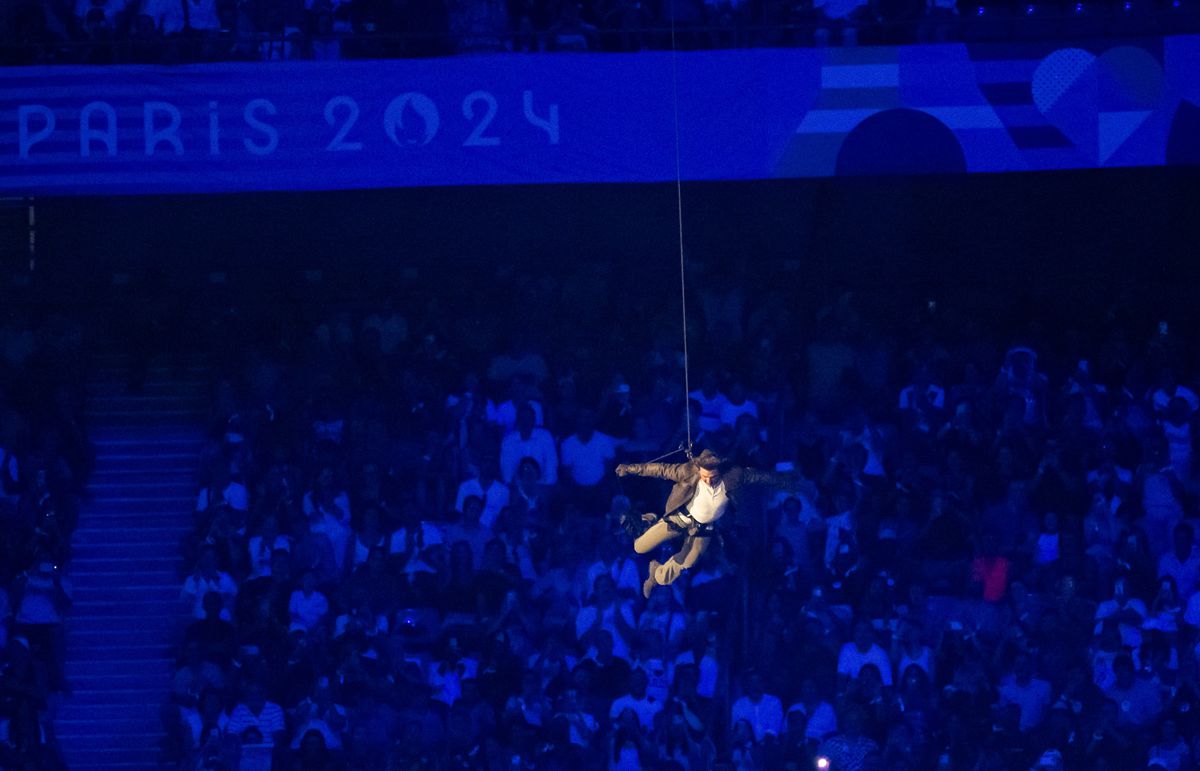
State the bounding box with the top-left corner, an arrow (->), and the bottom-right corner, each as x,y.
2,36 -> 1199,195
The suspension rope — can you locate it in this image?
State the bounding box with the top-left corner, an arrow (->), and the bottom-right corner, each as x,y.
667,2 -> 693,456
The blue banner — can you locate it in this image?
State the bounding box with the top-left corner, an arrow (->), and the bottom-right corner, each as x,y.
2,36 -> 1199,195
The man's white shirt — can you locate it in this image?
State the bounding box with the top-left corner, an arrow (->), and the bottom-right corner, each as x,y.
688,481 -> 729,525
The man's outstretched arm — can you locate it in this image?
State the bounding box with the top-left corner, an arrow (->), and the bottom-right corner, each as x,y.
615,462 -> 692,483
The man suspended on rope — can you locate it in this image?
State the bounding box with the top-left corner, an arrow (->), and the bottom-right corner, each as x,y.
616,449 -> 796,599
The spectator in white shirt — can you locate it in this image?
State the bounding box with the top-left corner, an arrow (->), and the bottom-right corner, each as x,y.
689,372 -> 729,433
195,466 -> 249,516
609,669 -> 661,731
500,404 -> 558,486
227,681 -> 286,747
1095,577 -> 1149,648
719,382 -> 758,428
898,366 -> 945,432
348,507 -> 388,570
791,677 -> 838,741
429,637 -> 479,706
731,670 -> 784,742
454,459 -> 509,530
996,653 -> 1052,732
247,516 -> 290,579
560,411 -> 619,489
579,536 -> 641,602
141,0 -> 220,34
288,570 -> 329,633
575,574 -> 636,659
838,620 -> 894,688
488,377 -> 545,431
302,466 -> 351,525
180,687 -> 229,762
1150,368 -> 1200,414
181,546 -> 237,621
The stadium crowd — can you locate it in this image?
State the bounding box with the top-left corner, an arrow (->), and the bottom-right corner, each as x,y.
153,261 -> 1200,771
2,0 -> 1195,65
0,309 -> 91,769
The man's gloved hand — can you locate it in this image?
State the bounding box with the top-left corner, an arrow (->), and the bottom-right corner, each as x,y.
615,464 -> 631,477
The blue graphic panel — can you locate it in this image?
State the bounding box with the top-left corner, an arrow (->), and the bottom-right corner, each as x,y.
0,36 -> 1195,195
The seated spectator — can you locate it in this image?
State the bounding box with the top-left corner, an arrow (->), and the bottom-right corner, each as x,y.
1148,717 -> 1191,770
179,687 -> 232,769
970,535 -> 1010,603
790,677 -> 838,741
181,545 -> 237,620
553,687 -> 598,747
731,670 -> 784,742
499,404 -> 558,486
349,506 -> 388,570
997,652 -> 1052,732
227,680 -> 286,747
304,464 -> 351,525
576,574 -> 636,659
1103,653 -> 1163,730
580,535 -> 640,603
610,668 -> 660,731
288,570 -> 329,633
196,464 -> 249,518
838,620 -> 894,688
599,381 -> 634,440
1095,577 -> 1148,649
454,459 -> 509,529
172,640 -> 225,706
637,588 -> 688,654
560,410 -> 619,490
289,676 -> 345,750
719,381 -> 758,428
247,516 -> 291,580
1159,522 -> 1200,603
689,372 -> 728,434
183,591 -> 235,667
429,636 -> 479,707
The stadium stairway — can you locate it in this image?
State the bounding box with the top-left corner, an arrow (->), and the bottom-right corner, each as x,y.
55,355 -> 208,770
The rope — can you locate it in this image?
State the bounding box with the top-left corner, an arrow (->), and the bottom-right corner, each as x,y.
667,0 -> 693,456
643,444 -> 690,465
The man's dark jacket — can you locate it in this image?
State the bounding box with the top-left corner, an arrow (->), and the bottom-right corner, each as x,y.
620,461 -> 794,518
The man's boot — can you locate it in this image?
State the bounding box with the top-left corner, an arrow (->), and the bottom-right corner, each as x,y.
643,560 -> 661,599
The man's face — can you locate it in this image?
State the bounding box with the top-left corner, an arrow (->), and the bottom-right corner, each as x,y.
698,468 -> 721,487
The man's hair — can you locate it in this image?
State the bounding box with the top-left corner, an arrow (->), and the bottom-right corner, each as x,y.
692,449 -> 723,471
